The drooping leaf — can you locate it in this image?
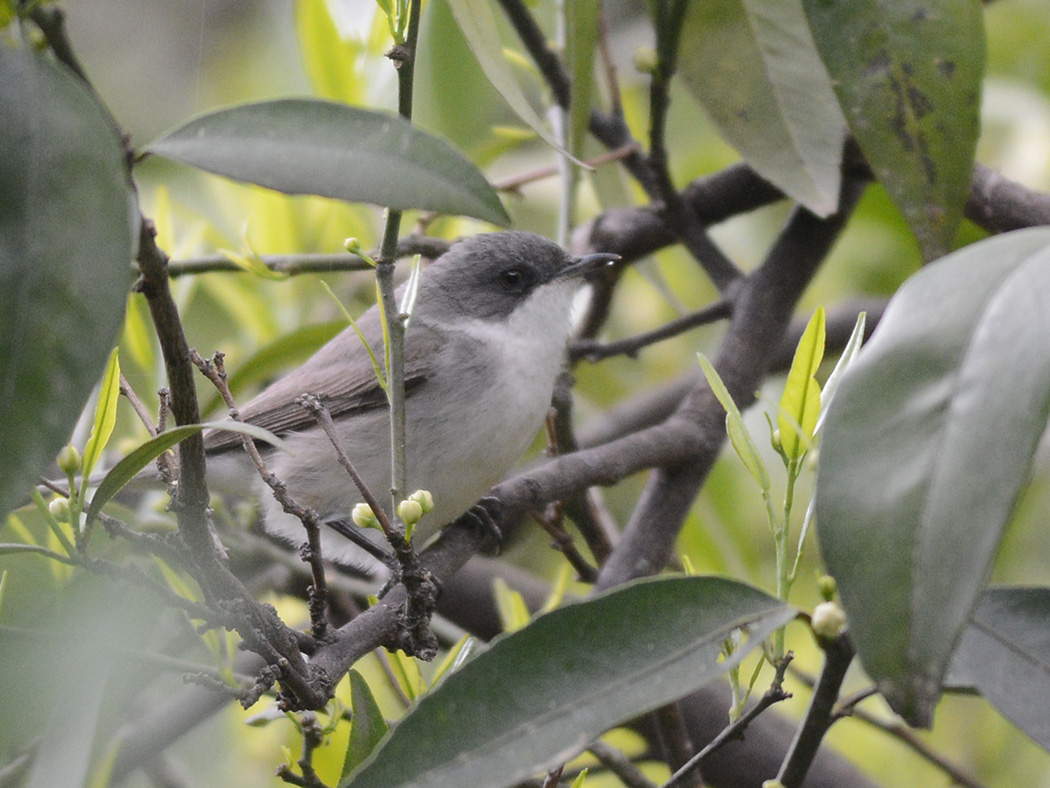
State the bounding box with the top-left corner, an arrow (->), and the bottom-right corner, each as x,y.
777,307 -> 825,461
947,587 -> 1050,752
803,0 -> 984,259
445,0 -> 581,165
698,353 -> 770,490
341,576 -> 793,788
678,0 -> 846,216
341,670 -> 389,782
0,47 -> 136,517
84,422 -> 286,527
147,99 -> 510,226
816,228 -> 1050,726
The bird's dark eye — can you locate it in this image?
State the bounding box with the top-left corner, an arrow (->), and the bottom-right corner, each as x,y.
498,267 -> 529,291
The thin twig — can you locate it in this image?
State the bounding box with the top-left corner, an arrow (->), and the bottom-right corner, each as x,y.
663,654 -> 794,788
588,740 -> 657,788
790,667 -> 986,788
646,1 -> 741,291
571,299 -> 733,363
192,351 -> 330,640
776,637 -> 853,788
119,374 -> 158,436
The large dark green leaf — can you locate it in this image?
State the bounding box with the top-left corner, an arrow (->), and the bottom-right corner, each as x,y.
948,587 -> 1050,752
147,99 -> 510,226
803,0 -> 984,259
817,229 -> 1050,726
678,0 -> 846,216
0,47 -> 135,516
342,576 -> 793,788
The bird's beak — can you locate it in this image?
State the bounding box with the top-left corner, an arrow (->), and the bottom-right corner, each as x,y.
556,252 -> 621,280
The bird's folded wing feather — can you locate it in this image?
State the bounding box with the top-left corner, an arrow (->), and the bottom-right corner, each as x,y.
203,310 -> 440,454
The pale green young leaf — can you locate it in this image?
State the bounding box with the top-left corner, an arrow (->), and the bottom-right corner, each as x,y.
81,348 -> 121,483
814,311 -> 866,435
494,577 -> 532,633
430,635 -> 476,686
321,281 -> 387,394
121,294 -> 155,372
296,0 -> 365,104
387,648 -> 425,702
778,307 -> 825,462
698,353 -> 769,489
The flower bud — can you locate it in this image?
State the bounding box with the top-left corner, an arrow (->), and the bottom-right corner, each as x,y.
633,46 -> 658,75
48,496 -> 71,521
817,574 -> 837,602
57,444 -> 82,476
409,489 -> 434,514
762,781 -> 786,788
398,499 -> 423,527
352,503 -> 380,530
811,601 -> 847,642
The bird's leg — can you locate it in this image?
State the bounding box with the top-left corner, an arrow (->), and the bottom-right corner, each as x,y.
455,496 -> 504,553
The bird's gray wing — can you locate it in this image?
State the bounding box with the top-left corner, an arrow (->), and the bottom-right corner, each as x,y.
204,308 -> 441,454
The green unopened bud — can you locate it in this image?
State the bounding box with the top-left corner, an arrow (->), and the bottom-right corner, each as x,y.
344,237 -> 362,254
409,489 -> 434,515
771,429 -> 783,454
762,781 -> 786,788
48,496 -> 71,522
818,574 -> 837,601
57,444 -> 82,476
398,499 -> 423,527
352,503 -> 380,530
634,46 -> 658,75
811,601 -> 847,642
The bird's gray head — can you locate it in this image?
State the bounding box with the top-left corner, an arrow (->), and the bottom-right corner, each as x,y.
418,232 -> 617,323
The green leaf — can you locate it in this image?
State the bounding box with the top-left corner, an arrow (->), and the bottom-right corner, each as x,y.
147,99 -> 510,226
84,422 -> 286,527
678,0 -> 846,216
445,0 -> 582,165
698,353 -> 770,489
565,0 -> 599,159
777,307 -> 825,461
814,311 -> 866,435
341,670 -> 389,782
81,348 -> 121,483
0,47 -> 135,517
803,0 -> 984,259
295,0 -> 366,104
947,587 -> 1050,752
341,576 -> 793,788
816,228 -> 1050,726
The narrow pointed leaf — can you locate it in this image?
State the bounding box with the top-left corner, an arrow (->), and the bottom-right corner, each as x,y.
947,587 -> 1050,752
342,577 -> 793,788
446,0 -> 581,165
803,0 -> 984,259
85,422 -> 286,527
147,99 -> 510,226
817,228 -> 1050,726
699,354 -> 769,488
341,670 -> 389,781
814,312 -> 867,435
0,48 -> 135,517
565,0 -> 599,158
678,0 -> 846,216
81,348 -> 122,482
778,307 -> 825,461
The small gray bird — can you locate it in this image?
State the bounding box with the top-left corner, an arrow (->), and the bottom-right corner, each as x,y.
204,232 -> 618,571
